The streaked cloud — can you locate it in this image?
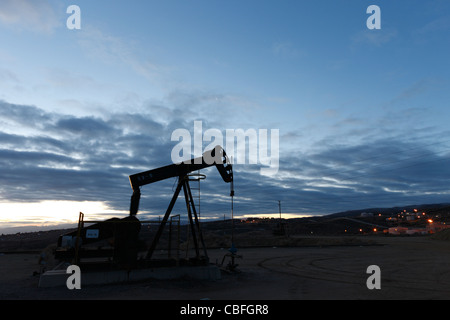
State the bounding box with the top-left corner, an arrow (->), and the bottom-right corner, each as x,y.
271,41 -> 304,58
1,99 -> 449,220
0,0 -> 61,33
351,28 -> 398,47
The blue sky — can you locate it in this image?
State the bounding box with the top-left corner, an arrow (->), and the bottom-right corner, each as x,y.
0,0 -> 449,232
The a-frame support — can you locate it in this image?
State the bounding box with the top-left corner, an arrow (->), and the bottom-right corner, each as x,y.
145,175 -> 208,263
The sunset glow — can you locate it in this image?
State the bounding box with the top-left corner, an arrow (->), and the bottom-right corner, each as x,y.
0,200 -> 128,231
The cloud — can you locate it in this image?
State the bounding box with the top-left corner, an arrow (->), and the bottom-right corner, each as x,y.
243,134 -> 450,215
306,138 -> 450,199
387,79 -> 430,107
76,26 -> 172,87
351,28 -> 398,47
54,116 -> 117,137
271,41 -> 304,58
0,100 -> 200,212
417,15 -> 450,35
164,88 -> 266,129
0,68 -> 20,83
0,0 -> 60,34
0,100 -> 55,134
1,99 -> 449,221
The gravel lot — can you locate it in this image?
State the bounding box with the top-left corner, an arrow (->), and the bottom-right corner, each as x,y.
1,236 -> 450,300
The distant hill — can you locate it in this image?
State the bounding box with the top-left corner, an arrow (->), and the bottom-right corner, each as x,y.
326,203 -> 450,218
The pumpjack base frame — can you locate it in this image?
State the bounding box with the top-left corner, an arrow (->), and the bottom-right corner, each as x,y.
38,262 -> 221,288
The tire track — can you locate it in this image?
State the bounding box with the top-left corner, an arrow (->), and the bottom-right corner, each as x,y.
256,252 -> 450,296
258,255 -> 364,286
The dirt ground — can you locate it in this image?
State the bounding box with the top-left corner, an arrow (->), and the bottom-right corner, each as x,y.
1,235 -> 450,300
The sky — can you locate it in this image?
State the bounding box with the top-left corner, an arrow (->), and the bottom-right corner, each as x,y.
0,0 -> 449,233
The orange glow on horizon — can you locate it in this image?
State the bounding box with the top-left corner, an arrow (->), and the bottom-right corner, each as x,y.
0,200 -> 128,230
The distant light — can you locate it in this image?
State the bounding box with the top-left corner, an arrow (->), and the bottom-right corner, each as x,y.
373,228 -> 377,232
428,219 -> 433,223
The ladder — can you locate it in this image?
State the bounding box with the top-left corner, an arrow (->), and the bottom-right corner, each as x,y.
184,171 -> 206,258
188,170 -> 204,219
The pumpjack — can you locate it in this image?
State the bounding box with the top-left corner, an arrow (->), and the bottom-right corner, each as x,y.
54,145 -> 233,269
